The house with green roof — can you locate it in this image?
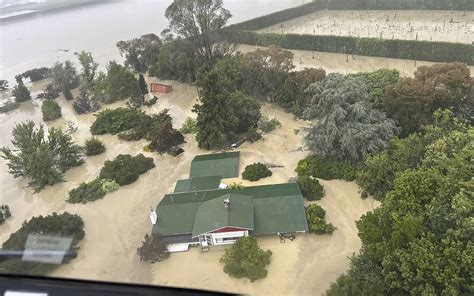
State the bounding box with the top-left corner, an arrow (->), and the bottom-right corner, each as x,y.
151,152 -> 308,252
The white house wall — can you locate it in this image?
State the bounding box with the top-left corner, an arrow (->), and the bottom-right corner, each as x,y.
210,230 -> 248,245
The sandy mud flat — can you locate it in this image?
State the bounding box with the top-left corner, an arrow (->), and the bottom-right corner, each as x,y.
258,9 -> 474,44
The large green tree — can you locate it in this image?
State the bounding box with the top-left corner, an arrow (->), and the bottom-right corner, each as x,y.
11,76 -> 31,103
384,63 -> 473,136
117,33 -> 162,72
50,61 -> 79,97
304,73 -> 398,161
0,121 -> 83,191
326,110 -> 473,295
94,61 -> 140,104
165,0 -> 234,67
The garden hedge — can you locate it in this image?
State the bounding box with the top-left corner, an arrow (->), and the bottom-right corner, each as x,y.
227,31 -> 474,65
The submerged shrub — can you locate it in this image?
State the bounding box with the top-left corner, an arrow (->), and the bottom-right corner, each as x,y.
298,176 -> 325,201
258,117 -> 281,133
99,154 -> 155,186
84,137 -> 106,156
41,100 -> 62,121
136,234 -> 170,263
0,205 -> 11,225
242,163 -> 272,181
306,204 -> 335,235
67,178 -> 106,204
247,128 -> 262,143
295,155 -> 356,181
100,179 -> 120,193
180,117 -> 197,134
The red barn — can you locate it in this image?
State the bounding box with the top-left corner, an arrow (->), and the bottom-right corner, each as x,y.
150,83 -> 172,93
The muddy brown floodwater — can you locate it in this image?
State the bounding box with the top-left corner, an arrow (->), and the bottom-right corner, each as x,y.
0,76 -> 379,295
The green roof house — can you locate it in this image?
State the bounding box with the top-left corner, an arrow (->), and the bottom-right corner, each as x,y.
151,152 -> 308,252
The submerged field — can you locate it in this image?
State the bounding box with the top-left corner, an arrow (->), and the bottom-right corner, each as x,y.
258,9 -> 474,44
0,76 -> 379,295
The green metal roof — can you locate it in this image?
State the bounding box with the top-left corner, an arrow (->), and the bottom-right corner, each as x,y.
192,194 -> 254,237
152,183 -> 308,237
190,152 -> 240,178
174,176 -> 222,193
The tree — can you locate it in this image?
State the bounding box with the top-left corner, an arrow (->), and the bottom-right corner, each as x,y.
242,163 -> 272,181
0,205 -> 11,225
0,212 -> 85,275
326,110 -> 473,295
165,0 -> 234,67
384,63 -> 473,136
220,237 -> 272,282
194,69 -> 261,149
0,79 -> 8,91
138,74 -> 148,95
50,61 -> 79,96
117,33 -> 162,72
136,234 -> 170,263
72,88 -> 100,114
41,100 -> 62,121
21,67 -> 50,82
11,77 -> 31,103
40,84 -> 60,100
77,51 -> 98,90
349,69 -> 400,108
306,204 -> 335,235
0,121 -> 83,192
94,61 -> 140,104
180,117 -> 197,134
148,122 -> 185,153
304,73 -> 398,161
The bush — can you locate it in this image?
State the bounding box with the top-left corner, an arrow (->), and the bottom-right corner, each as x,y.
99,154 -> 155,186
72,92 -> 100,115
0,205 -> 11,225
84,137 -> 106,156
22,67 -> 50,82
295,155 -> 357,181
0,212 -> 85,275
41,84 -> 60,100
136,234 -> 170,263
298,176 -> 325,201
67,178 -> 106,204
242,163 -> 272,181
229,182 -> 245,189
41,100 -> 62,121
306,204 -> 335,235
0,101 -> 20,113
258,117 -> 281,134
220,236 -> 272,282
101,179 -> 120,193
247,128 -> 262,143
11,81 -> 31,102
180,117 -> 197,134
90,108 -> 145,135
143,96 -> 158,107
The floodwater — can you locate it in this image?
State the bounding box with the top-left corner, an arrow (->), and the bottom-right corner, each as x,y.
259,9 -> 474,43
0,0 -> 304,84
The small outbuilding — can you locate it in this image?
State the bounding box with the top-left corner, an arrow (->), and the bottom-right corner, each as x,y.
150,83 -> 172,93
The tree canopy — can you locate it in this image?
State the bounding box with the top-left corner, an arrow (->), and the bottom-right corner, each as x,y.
165,0 -> 234,67
0,121 -> 83,192
117,33 -> 162,73
304,73 -> 398,161
326,110 -> 473,295
220,236 -> 272,282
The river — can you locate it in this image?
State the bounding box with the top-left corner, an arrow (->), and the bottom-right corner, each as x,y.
0,0 -> 305,84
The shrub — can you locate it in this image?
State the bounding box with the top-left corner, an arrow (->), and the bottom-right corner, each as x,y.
298,176 -> 325,201
306,204 -> 335,235
229,182 -> 244,189
99,154 -> 155,186
136,234 -> 170,263
295,155 -> 357,181
22,67 -> 50,82
180,117 -> 197,134
101,179 -> 120,193
42,84 -> 61,100
0,101 -> 20,113
63,87 -> 74,101
11,81 -> 31,102
0,212 -> 85,275
72,92 -> 100,115
143,96 -> 158,107
41,100 -> 62,121
220,236 -> 272,282
242,163 -> 272,181
247,128 -> 262,143
67,178 -> 106,204
0,205 -> 11,225
148,123 -> 185,153
258,117 -> 281,133
90,108 -> 145,135
84,137 -> 106,156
